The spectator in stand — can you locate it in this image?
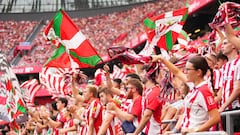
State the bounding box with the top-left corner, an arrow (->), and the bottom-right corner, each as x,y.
211,52 -> 228,99
103,64 -> 142,134
58,107 -> 77,135
128,63 -> 162,135
204,53 -> 221,95
152,55 -> 220,134
112,78 -> 122,89
216,31 -> 240,132
161,79 -> 190,133
97,86 -> 120,135
72,73 -> 103,135
42,97 -> 68,135
107,78 -> 143,134
215,51 -> 228,69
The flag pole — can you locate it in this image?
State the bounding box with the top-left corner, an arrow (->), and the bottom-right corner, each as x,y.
218,0 -> 222,5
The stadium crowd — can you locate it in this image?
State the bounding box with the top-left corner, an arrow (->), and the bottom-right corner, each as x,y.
3,23 -> 239,135
0,20 -> 38,62
0,0 -> 186,66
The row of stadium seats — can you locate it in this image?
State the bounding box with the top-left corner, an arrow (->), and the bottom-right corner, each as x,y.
0,20 -> 38,62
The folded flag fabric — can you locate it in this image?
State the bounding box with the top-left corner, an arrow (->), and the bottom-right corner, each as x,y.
107,46 -> 129,58
111,51 -> 152,65
209,2 -> 240,29
0,52 -> 27,133
44,9 -> 102,68
144,7 -> 188,51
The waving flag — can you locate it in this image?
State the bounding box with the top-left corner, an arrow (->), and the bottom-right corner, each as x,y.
0,52 -> 27,133
20,79 -> 41,104
112,51 -> 152,65
44,9 -> 102,68
209,2 -> 240,29
144,7 -> 188,50
39,67 -> 80,95
177,30 -> 190,46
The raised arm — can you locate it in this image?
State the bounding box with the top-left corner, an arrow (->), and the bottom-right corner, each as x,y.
103,64 -> 122,96
152,55 -> 187,83
72,73 -> 84,102
224,23 -> 240,50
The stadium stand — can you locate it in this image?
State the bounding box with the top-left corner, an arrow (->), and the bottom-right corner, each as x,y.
11,0 -> 185,66
0,20 -> 38,62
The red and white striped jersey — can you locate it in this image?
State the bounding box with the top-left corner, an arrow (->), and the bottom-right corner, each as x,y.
110,65 -> 127,80
85,99 -> 103,135
77,124 -> 87,135
220,57 -> 240,110
141,85 -> 162,135
101,108 -> 115,135
53,111 -> 67,135
213,69 -> 222,90
113,91 -> 132,112
39,67 -> 76,95
63,119 -> 75,135
159,87 -> 178,104
205,69 -> 222,95
181,82 -> 218,129
127,96 -> 142,127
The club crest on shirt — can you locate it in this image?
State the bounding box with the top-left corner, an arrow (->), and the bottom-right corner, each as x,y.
207,96 -> 215,105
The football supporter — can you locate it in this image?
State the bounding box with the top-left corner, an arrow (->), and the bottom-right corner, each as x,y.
103,64 -> 142,134
152,55 -> 220,134
42,97 -> 68,135
224,23 -> 240,50
204,53 -> 221,96
128,63 -> 162,135
161,80 -> 190,133
103,64 -> 141,113
216,36 -> 240,132
58,108 -> 77,135
107,78 -> 143,134
215,51 -> 228,70
97,86 -> 120,135
218,38 -> 240,112
72,74 -> 103,135
84,85 -> 103,135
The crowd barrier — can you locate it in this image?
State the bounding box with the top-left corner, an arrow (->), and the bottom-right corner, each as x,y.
221,109 -> 240,135
162,109 -> 240,135
171,131 -> 227,135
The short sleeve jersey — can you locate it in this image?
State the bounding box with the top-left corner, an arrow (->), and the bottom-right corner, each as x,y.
181,81 -> 218,129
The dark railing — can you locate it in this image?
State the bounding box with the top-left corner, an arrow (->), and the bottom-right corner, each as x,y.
0,0 -> 153,13
162,109 -> 240,135
221,109 -> 240,135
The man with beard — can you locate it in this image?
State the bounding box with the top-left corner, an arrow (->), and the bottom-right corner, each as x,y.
107,78 -> 143,134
